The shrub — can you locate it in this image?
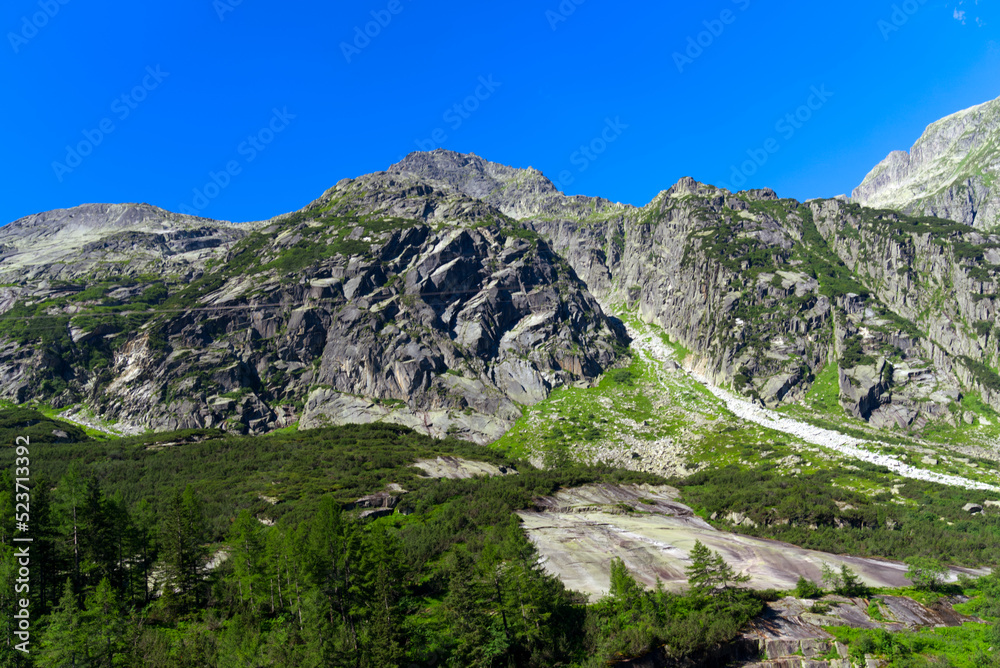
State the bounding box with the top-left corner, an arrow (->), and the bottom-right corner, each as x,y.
905,557 -> 947,591
794,576 -> 824,599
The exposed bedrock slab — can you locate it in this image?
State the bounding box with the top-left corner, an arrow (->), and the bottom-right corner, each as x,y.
518,484 -> 987,599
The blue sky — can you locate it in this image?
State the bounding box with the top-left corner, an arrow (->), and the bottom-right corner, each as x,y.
2,0 -> 998,224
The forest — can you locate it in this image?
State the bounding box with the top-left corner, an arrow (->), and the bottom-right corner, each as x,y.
0,412 -> 998,667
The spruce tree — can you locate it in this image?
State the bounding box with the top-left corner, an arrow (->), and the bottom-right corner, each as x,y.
38,579 -> 87,667
159,486 -> 209,613
84,577 -> 127,668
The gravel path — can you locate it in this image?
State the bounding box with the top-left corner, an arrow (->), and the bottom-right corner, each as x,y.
625,322 -> 1000,493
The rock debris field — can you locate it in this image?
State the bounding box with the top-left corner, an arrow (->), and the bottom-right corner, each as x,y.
626,322 -> 1000,493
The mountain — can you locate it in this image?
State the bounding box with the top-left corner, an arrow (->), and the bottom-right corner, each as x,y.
853,95 -> 1000,230
3,143 -> 1000,446
0,174 -> 624,443
0,203 -> 246,283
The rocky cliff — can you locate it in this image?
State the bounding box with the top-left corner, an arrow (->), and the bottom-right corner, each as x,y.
3,145 -> 1000,440
853,95 -> 1000,231
0,175 -> 624,443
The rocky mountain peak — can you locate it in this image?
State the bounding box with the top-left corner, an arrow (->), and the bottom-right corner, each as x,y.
853,94 -> 1000,229
387,149 -> 625,221
0,202 -> 245,282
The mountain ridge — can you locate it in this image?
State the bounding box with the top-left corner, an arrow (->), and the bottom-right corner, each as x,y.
853,94 -> 1000,230
2,137 -> 1000,454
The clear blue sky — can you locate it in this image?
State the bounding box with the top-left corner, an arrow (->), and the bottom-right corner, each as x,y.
2,0 -> 998,224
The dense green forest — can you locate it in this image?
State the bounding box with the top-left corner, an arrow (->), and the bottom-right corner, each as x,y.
0,412 -> 998,667
0,417 -> 772,667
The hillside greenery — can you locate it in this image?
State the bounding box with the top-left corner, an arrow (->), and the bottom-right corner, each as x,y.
677,465 -> 1000,567
0,420 -> 774,667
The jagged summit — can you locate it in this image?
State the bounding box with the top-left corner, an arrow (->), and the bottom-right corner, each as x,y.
386,149 -> 625,220
853,94 -> 1000,229
3,116 -> 1000,443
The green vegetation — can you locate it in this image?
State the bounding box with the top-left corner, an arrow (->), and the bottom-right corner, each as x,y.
801,362 -> 843,415
794,576 -> 823,599
821,562 -> 869,598
1,420 -> 778,667
676,466 -> 1000,566
798,208 -> 872,300
584,555 -> 763,664
904,557 -> 947,592
961,355 -> 1000,392
826,621 -> 999,668
840,334 -> 876,369
0,408 -> 88,445
682,215 -> 789,279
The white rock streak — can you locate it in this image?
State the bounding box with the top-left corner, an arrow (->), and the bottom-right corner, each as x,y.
625,322 -> 1000,492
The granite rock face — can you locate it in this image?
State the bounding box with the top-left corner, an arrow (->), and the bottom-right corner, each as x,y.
395,151 -> 1000,427
853,95 -> 1000,230
0,203 -> 247,282
3,139 -> 1000,439
0,173 -> 624,443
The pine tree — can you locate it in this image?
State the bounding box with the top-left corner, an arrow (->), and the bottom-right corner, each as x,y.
685,540 -> 718,595
38,579 -> 87,667
358,526 -> 405,667
80,476 -> 114,590
0,471 -> 14,546
159,486 -> 209,613
685,541 -> 748,597
301,496 -> 358,653
444,549 -> 494,668
31,477 -> 61,612
227,510 -> 267,615
711,551 -> 750,597
128,499 -> 156,607
54,463 -> 88,593
608,557 -> 644,608
84,577 -> 127,668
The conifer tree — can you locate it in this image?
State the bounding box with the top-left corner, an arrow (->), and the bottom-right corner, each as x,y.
301,496 -> 358,651
159,486 -> 209,613
53,463 -> 88,593
685,540 -> 718,596
358,526 -> 405,667
84,577 -> 127,668
38,579 -> 87,667
227,510 -> 266,614
31,477 -> 60,612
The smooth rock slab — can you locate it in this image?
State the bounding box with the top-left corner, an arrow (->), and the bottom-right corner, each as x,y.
518,486 -> 987,598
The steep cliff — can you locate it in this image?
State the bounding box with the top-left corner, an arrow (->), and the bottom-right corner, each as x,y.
853,95 -> 1000,230
0,176 -> 624,443
3,146 -> 1000,440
